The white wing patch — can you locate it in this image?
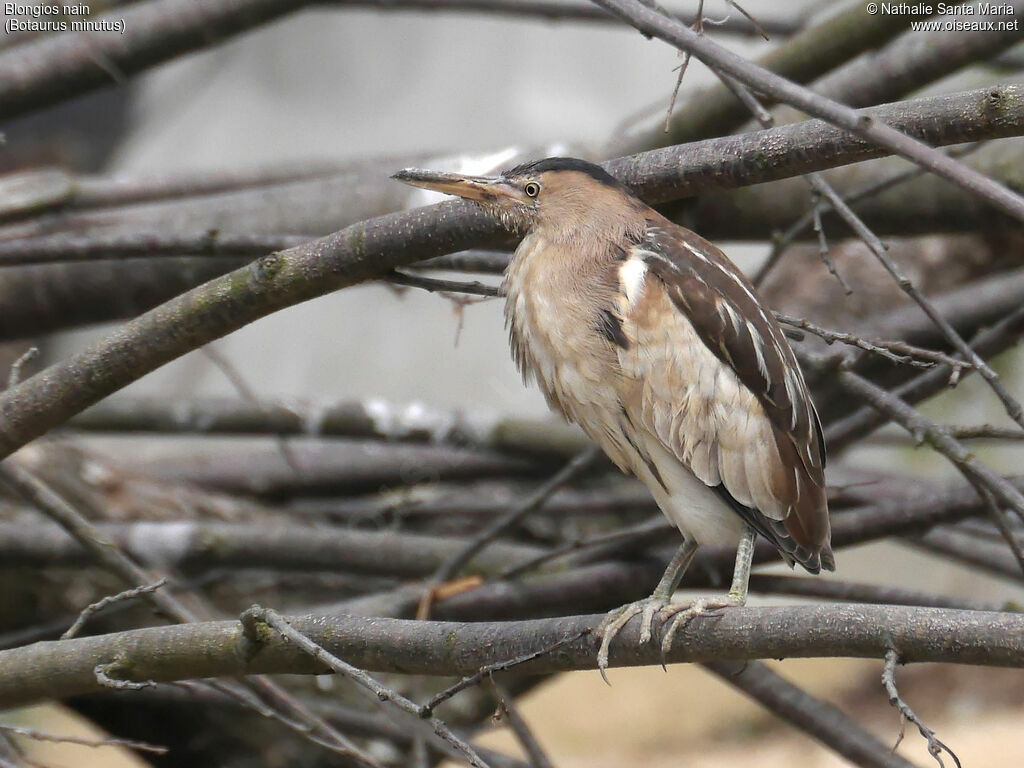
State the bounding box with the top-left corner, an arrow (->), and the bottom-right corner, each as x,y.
618,257 -> 648,306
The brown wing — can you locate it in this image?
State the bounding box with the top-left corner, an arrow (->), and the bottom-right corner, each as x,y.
626,218 -> 832,570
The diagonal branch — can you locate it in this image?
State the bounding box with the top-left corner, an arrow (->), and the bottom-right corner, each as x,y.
704,660 -> 918,768
592,0 -> 1024,222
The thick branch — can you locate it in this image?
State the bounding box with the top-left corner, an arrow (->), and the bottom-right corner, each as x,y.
0,606 -> 1021,710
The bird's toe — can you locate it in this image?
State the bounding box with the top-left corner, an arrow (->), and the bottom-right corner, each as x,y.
597,596 -> 671,681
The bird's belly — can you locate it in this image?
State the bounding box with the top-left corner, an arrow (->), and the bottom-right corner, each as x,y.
641,435 -> 746,546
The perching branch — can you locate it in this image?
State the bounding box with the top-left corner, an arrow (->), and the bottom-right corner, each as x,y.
1,606 -> 1022,710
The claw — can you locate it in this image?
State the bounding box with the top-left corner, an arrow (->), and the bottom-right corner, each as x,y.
659,596 -> 742,664
598,594 -> 745,678
596,596 -> 669,681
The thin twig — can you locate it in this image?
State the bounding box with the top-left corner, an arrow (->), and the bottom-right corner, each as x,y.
810,176 -> 1024,430
420,629 -> 590,717
663,0 -> 702,132
242,606 -> 491,768
978,487 -> 1024,576
826,305 -> 1024,452
490,680 -> 554,768
593,0 -> 1024,220
810,190 -> 852,293
837,370 -> 1024,523
775,313 -> 968,371
882,650 -> 962,768
498,516 -> 669,579
201,344 -> 304,477
418,447 -> 600,618
721,0 -> 768,41
0,724 -> 167,755
0,460 -> 381,767
753,143 -> 983,286
388,271 -> 501,297
6,347 -> 39,390
62,578 -> 168,639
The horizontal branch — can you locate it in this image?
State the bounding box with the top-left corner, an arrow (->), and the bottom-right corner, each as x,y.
67,396 -> 587,454
0,605 -> 1020,710
0,521 -> 547,577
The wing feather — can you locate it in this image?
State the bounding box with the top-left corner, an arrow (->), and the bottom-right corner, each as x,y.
617,218 -> 833,571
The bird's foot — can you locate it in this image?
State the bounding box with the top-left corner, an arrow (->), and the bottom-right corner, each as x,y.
597,592 -> 746,681
596,595 -> 671,682
659,593 -> 744,664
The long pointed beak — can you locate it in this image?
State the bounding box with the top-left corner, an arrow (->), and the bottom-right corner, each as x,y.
391,168 -> 515,204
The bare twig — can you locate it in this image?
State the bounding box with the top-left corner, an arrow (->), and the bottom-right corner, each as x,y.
882,650 -> 962,768
420,629 -> 589,717
594,0 -> 1024,222
809,192 -> 852,294
6,347 -> 38,390
705,660 -> 917,768
201,344 -> 304,477
490,680 -> 554,768
242,606 -> 491,768
826,305 -> 1024,452
418,447 -> 600,618
837,370 -> 1024,522
944,425 -> 1024,441
979,487 -> 1024,576
663,0 -> 702,133
775,314 -> 968,371
0,460 -> 381,767
753,143 -> 983,286
810,178 -> 1024,430
0,724 -> 166,755
388,271 -> 501,297
62,579 -> 168,640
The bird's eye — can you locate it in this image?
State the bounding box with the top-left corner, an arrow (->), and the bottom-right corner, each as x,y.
524,182 -> 540,198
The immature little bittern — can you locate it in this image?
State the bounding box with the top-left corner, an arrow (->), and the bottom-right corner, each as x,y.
394,157 -> 833,674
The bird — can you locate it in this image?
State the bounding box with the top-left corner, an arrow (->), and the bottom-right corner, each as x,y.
393,157 -> 833,675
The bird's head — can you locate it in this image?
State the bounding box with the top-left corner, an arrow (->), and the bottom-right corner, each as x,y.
392,157 -> 635,236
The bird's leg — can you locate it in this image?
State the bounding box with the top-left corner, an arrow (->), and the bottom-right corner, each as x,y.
596,536 -> 698,678
659,525 -> 757,660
